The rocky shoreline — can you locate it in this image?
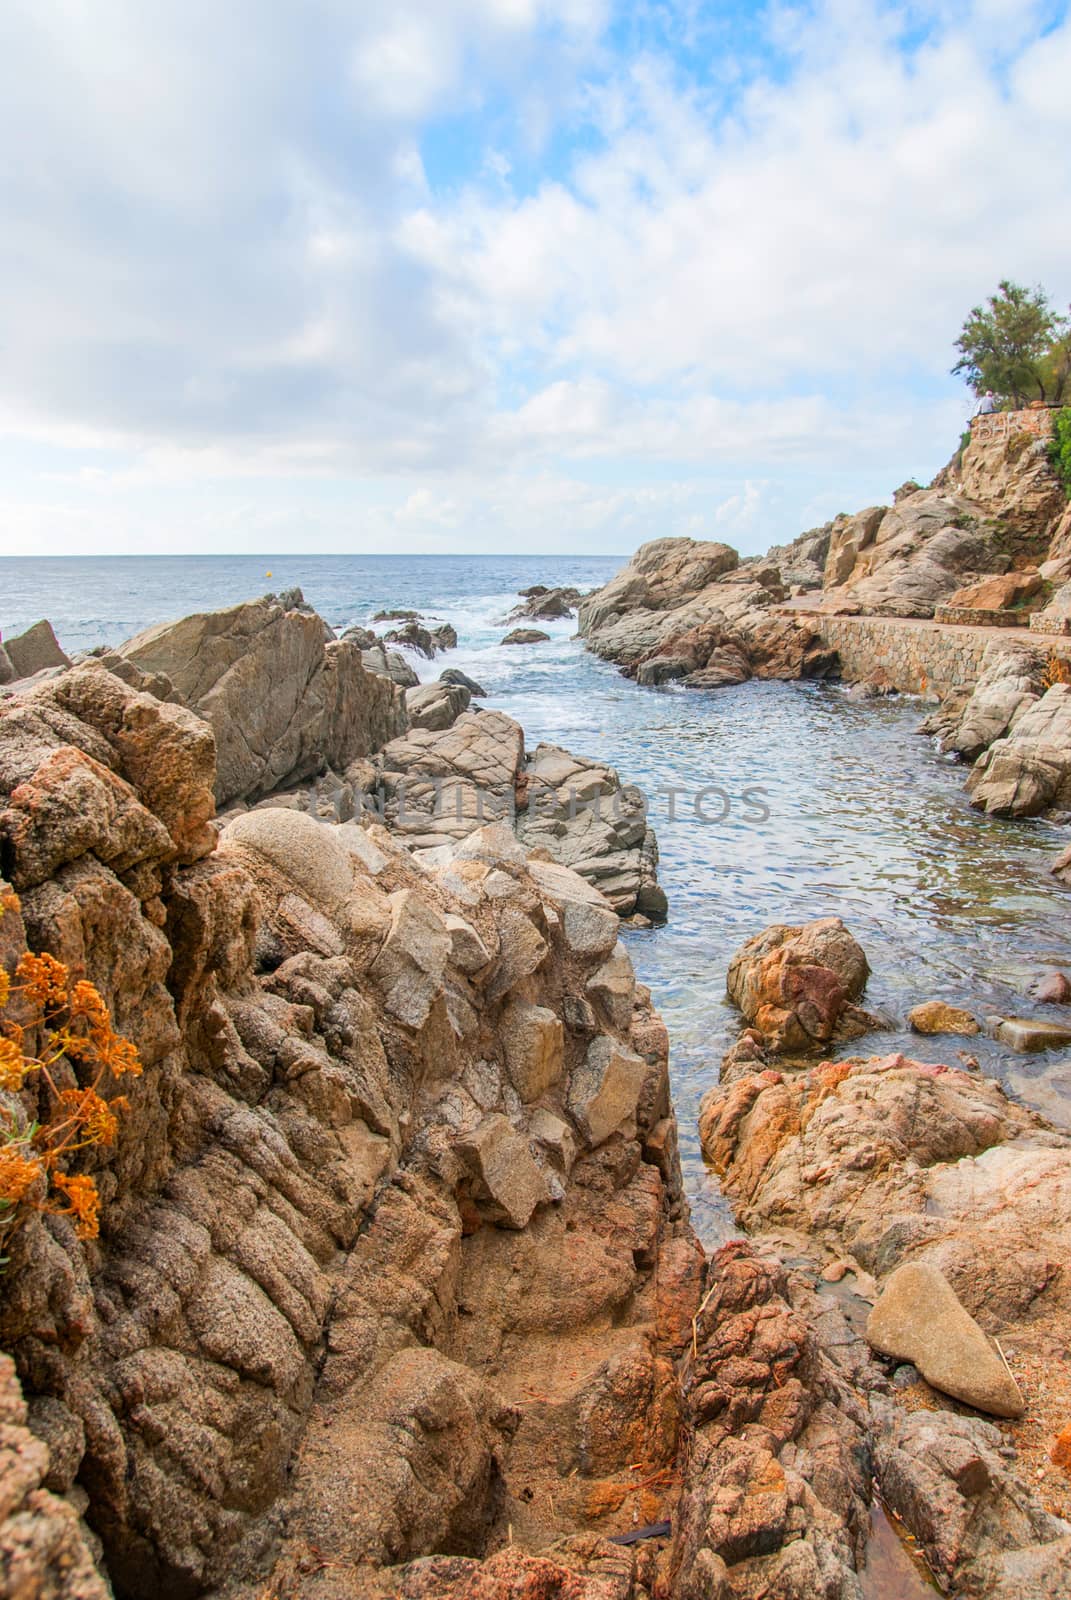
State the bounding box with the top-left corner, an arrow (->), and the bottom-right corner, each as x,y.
2,412 -> 1071,1598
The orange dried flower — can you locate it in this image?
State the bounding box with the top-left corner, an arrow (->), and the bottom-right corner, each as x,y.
0,889 -> 19,919
51,1171 -> 101,1240
0,968 -> 9,1010
16,951 -> 69,1014
0,1144 -> 44,1205
56,1087 -> 121,1146
0,1038 -> 27,1092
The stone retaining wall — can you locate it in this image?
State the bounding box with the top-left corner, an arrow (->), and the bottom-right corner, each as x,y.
812,614 -> 1071,696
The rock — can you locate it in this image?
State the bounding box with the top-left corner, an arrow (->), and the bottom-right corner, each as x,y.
406,680 -> 471,731
444,912 -> 492,975
698,1045 -> 1071,1391
579,538 -> 740,637
508,586 -> 581,622
866,1261 -> 1025,1416
528,1109 -> 577,1175
0,1354 -> 110,1600
1052,1425 -> 1071,1473
1034,970 -> 1071,1004
519,742 -> 665,919
935,641 -> 1044,762
384,620 -> 439,658
4,618 -> 71,679
369,887 -> 451,1028
120,592 -> 406,806
439,667 -> 487,697
947,570 -> 1044,611
0,648 -> 691,1599
0,641 -> 13,685
908,1000 -> 980,1036
501,999 -> 564,1102
956,425 -> 1067,542
967,684 -> 1071,817
501,628 -> 550,645
340,624 -> 377,649
586,944 -> 636,1035
568,1036 -> 647,1147
725,916 -> 870,1052
986,1015 -> 1071,1052
456,1114 -> 550,1228
363,642 -> 421,688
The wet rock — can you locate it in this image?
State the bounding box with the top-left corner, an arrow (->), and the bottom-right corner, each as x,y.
501,628 -> 550,645
1034,970 -> 1071,1004
867,1261 -> 1025,1416
439,667 -> 487,697
726,916 -> 870,1052
908,1000 -> 980,1036
986,1014 -> 1071,1052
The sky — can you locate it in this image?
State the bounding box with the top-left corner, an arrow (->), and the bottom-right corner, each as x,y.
0,0 -> 1069,560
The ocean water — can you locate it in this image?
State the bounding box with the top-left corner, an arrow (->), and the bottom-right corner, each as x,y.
4,553 -> 1071,1248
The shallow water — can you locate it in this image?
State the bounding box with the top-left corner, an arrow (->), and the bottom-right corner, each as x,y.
5,554 -> 1071,1248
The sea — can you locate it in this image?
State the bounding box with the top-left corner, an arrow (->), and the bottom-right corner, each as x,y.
4,551 -> 1071,1249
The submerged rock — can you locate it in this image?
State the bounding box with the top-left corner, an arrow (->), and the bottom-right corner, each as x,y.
908,1000 -> 980,1036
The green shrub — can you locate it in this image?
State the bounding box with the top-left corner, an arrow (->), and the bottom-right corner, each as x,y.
1050,409 -> 1071,498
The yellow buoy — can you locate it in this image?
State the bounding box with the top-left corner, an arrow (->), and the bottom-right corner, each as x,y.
266,570 -> 272,577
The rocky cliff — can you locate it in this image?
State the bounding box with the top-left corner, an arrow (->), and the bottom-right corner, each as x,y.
0,660 -> 692,1598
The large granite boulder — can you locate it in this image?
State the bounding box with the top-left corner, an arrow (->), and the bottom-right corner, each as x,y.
119,591 -> 406,806
933,640 -> 1044,762
965,682 -> 1071,816
578,537 -> 739,637
2,619 -> 70,681
725,916 -> 870,1053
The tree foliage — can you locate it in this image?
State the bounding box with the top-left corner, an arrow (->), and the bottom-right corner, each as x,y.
1050,409 -> 1071,499
953,280 -> 1071,406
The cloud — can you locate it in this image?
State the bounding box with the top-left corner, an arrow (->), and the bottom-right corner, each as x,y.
0,0 -> 1068,560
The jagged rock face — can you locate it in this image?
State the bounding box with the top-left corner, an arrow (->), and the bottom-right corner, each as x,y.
577,539 -> 739,639
955,428 -> 1067,543
118,593 -> 407,806
371,713 -> 666,919
820,491 -> 1008,618
0,665 -> 690,1599
698,1052 -> 1071,1334
966,681 -> 1071,816
670,1242 -> 871,1600
930,639 -> 1044,763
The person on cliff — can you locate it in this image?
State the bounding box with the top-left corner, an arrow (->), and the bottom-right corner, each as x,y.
972,389 -> 997,417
